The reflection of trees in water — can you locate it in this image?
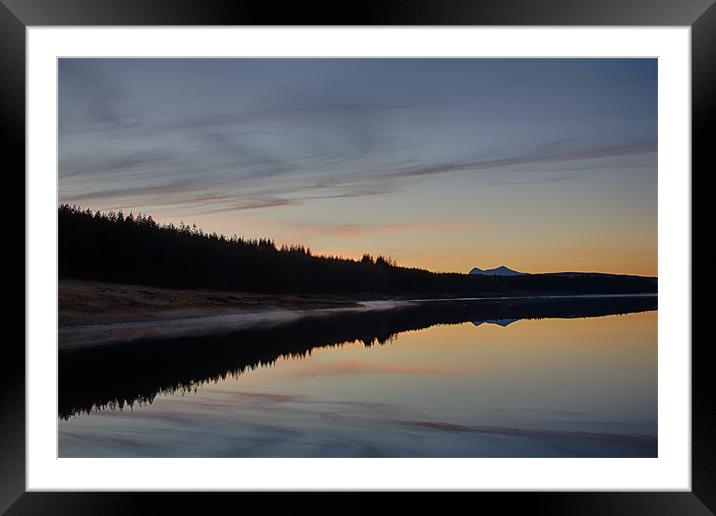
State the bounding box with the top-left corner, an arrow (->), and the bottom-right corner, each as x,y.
59,296 -> 656,420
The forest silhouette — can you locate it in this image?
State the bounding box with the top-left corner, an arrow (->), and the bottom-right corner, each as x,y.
59,204 -> 656,296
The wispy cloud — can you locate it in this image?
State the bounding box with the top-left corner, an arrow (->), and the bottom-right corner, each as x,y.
382,141 -> 657,181
281,220 -> 473,238
60,59 -> 146,133
60,151 -> 173,178
57,59 -> 657,278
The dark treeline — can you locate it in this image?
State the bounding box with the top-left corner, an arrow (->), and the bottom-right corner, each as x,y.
59,204 -> 657,296
59,296 -> 657,419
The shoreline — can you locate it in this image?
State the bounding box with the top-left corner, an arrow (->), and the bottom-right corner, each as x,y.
59,302 -> 410,351
59,280 -> 657,350
59,279 -> 363,327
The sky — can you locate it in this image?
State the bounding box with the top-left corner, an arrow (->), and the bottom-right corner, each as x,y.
58,58 -> 657,276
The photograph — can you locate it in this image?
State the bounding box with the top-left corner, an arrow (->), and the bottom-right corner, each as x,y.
2,0 -> 708,507
0,0 -> 710,506
56,57 -> 660,459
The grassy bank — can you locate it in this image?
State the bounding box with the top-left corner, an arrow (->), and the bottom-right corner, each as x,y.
59,280 -> 361,327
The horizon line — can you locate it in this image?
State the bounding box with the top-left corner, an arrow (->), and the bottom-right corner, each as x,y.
57,203 -> 657,279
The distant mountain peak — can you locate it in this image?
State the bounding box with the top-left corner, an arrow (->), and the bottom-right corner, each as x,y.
469,265 -> 527,276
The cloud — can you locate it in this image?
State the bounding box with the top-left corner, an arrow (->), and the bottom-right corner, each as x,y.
60,60 -> 145,133
194,197 -> 302,213
58,137 -> 656,217
281,220 -> 472,239
382,141 -> 657,181
59,176 -> 202,204
148,103 -> 404,134
483,176 -> 574,188
58,59 -> 657,222
60,151 -> 173,178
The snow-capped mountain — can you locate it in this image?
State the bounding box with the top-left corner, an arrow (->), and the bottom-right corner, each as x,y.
469,265 -> 527,276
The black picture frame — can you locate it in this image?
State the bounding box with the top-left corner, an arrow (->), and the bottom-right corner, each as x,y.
3,1 -> 711,514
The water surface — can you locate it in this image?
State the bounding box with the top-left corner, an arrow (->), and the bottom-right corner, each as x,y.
58,297 -> 657,457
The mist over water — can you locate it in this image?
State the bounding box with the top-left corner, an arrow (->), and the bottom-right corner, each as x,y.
58,297 -> 657,457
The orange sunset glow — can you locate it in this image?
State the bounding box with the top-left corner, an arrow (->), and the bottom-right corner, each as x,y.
59,58 -> 657,277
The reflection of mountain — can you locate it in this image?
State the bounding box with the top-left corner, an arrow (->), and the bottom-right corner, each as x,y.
59,295 -> 657,419
472,318 -> 518,327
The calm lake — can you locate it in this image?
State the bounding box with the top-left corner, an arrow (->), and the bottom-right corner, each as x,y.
58,296 -> 657,457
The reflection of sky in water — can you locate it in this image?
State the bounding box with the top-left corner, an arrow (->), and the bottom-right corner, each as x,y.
59,311 -> 657,457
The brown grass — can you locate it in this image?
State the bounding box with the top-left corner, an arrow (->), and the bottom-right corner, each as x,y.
59,280 -> 360,327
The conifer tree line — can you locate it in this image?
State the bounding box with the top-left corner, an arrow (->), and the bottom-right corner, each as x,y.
58,204 -> 656,296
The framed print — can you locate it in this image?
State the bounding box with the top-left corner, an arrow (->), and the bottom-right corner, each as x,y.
4,0 -> 712,513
